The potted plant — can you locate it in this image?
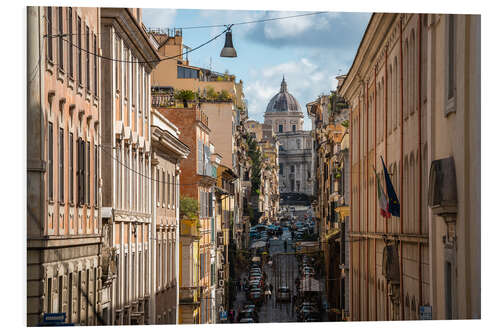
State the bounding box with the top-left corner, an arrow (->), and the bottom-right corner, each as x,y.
174,89 -> 196,108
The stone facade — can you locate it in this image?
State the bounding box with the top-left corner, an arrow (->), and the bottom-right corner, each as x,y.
264,77 -> 313,196
340,13 -> 480,321
27,6 -> 102,326
99,7 -> 160,325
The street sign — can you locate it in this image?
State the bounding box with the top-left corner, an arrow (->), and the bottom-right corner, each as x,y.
43,312 -> 66,323
39,312 -> 74,326
419,305 -> 432,320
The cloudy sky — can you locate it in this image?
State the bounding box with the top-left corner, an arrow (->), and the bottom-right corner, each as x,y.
142,9 -> 371,130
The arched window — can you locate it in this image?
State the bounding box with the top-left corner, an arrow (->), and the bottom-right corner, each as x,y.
404,39 -> 409,119
388,65 -> 392,134
393,57 -> 398,130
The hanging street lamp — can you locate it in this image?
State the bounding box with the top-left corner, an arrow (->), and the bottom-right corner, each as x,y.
220,25 -> 237,58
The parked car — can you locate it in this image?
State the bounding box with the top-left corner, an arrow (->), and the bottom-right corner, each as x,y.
238,308 -> 259,322
276,286 -> 291,302
239,317 -> 256,323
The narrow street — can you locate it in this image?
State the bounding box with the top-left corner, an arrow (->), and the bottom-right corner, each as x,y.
231,216 -> 327,323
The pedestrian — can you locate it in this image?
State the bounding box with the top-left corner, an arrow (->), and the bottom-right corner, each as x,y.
269,283 -> 273,293
229,309 -> 234,323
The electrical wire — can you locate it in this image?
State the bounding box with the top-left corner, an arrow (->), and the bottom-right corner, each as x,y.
179,11 -> 329,30
43,11 -> 329,64
59,26 -> 229,65
97,137 -> 232,187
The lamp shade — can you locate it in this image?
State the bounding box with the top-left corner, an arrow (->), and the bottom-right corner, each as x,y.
220,30 -> 237,58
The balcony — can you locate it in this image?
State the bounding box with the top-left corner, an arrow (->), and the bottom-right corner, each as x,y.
179,286 -> 201,305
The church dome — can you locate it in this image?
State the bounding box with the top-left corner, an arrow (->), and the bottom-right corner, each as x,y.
265,76 -> 302,113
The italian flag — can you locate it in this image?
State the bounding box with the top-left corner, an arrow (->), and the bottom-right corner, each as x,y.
373,166 -> 391,218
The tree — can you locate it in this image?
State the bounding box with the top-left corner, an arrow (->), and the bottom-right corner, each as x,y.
246,135 -> 262,195
180,196 -> 198,219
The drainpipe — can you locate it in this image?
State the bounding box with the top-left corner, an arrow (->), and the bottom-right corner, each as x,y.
357,93 -> 361,320
349,94 -> 353,321
365,79 -> 369,321
417,13 -> 423,310
373,66 -> 378,321
399,15 -> 405,321
384,43 -> 389,321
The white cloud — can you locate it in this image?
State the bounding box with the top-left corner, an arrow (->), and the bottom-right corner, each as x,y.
261,11 -> 339,40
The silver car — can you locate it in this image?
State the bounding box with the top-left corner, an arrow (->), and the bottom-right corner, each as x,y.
276,286 -> 291,302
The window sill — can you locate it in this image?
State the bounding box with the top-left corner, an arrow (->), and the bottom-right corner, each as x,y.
46,59 -> 55,74
445,96 -> 456,117
57,68 -> 65,83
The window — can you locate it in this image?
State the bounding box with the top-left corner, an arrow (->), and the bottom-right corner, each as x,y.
296,181 -> 300,192
125,47 -> 129,100
167,173 -> 170,207
162,171 -> 165,205
290,165 -> 295,173
59,128 -> 64,202
278,124 -> 283,133
95,144 -> 98,206
197,140 -> 203,174
68,8 -> 73,78
77,138 -> 85,206
124,253 -> 128,303
87,142 -> 90,205
445,261 -> 453,319
48,122 -> 54,201
177,66 -> 199,79
69,133 -> 74,203
448,15 -> 455,100
296,138 -> 301,149
77,16 -> 81,85
279,163 -> 283,175
86,26 -> 90,91
156,169 -> 160,205
58,275 -> 63,312
93,33 -> 97,95
292,124 -> 296,132
115,36 -> 120,93
47,7 -> 53,62
58,7 -> 63,70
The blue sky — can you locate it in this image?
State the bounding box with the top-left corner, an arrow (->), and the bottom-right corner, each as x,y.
142,9 -> 371,130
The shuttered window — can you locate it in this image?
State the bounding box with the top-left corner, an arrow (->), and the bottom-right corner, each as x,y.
59,128 -> 64,202
48,122 -> 54,201
77,138 -> 86,205
197,140 -> 203,174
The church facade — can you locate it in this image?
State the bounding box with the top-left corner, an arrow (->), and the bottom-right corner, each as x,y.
264,77 -> 313,196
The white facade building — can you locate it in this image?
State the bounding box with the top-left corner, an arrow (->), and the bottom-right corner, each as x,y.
264,77 -> 313,196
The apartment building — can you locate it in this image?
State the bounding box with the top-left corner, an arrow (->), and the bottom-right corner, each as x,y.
150,110 -> 190,324
156,106 -> 216,323
99,8 -> 160,325
339,13 -> 480,320
27,6 -> 102,326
